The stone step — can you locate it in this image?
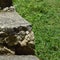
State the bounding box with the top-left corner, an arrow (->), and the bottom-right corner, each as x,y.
0,55 -> 39,60
0,11 -> 31,28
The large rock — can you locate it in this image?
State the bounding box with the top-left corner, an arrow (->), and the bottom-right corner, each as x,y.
0,11 -> 35,55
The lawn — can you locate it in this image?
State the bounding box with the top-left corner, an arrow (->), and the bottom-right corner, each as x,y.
13,0 -> 60,60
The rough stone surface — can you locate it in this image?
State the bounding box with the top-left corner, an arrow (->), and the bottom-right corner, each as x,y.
0,11 -> 35,55
0,11 -> 31,28
0,55 -> 39,60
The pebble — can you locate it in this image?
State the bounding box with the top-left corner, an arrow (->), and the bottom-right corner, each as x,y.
20,39 -> 28,46
29,41 -> 35,45
9,6 -> 15,11
3,7 -> 9,12
26,31 -> 29,35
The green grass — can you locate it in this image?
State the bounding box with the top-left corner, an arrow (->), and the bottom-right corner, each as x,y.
13,0 -> 60,60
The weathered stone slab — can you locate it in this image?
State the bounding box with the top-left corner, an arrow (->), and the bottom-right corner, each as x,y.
0,11 -> 31,28
0,55 -> 39,60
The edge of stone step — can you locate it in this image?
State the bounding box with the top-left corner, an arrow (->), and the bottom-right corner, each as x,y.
0,11 -> 31,28
0,55 -> 39,60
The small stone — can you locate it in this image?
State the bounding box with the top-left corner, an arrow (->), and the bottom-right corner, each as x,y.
29,31 -> 34,41
16,31 -> 26,41
18,31 -> 26,36
0,32 -> 8,37
0,31 -> 4,34
19,39 -> 28,46
25,35 -> 30,41
3,7 -> 9,12
5,36 -> 18,46
9,6 -> 15,11
25,31 -> 34,41
29,41 -> 35,45
3,47 -> 15,55
0,46 -> 15,55
26,31 -> 29,35
16,35 -> 22,41
10,6 -> 15,9
1,26 -> 5,29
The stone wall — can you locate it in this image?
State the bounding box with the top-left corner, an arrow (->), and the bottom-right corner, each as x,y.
0,27 -> 35,55
0,11 -> 35,55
